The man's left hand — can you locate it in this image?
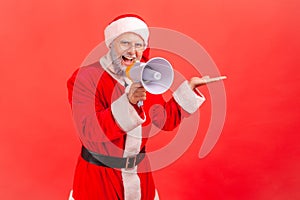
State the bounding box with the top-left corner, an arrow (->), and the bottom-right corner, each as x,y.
188,76 -> 227,90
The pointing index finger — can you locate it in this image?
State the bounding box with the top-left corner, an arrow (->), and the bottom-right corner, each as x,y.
204,76 -> 227,84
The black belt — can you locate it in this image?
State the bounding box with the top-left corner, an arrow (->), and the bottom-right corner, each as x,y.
81,146 -> 146,169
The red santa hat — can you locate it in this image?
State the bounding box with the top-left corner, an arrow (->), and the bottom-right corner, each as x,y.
104,14 -> 150,48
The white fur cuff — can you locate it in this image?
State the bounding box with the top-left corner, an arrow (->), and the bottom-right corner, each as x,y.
111,94 -> 146,132
173,81 -> 205,114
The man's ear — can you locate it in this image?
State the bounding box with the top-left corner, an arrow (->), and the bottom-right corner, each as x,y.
141,47 -> 150,62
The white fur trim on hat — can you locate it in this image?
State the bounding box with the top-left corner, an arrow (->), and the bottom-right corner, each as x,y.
104,17 -> 149,48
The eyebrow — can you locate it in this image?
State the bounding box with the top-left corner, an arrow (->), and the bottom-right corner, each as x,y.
119,38 -> 143,43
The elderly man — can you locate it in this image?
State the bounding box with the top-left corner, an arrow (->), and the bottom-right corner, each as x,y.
67,14 -> 208,200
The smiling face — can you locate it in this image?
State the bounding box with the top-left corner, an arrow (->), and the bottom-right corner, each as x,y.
110,32 -> 146,67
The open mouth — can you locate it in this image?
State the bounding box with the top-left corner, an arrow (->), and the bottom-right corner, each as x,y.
121,55 -> 136,66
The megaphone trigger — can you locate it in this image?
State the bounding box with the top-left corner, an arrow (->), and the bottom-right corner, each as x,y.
137,101 -> 143,107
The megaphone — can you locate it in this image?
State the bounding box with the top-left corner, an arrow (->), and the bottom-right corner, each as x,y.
125,57 -> 174,95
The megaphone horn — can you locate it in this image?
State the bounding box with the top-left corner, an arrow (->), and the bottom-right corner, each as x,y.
125,57 -> 174,95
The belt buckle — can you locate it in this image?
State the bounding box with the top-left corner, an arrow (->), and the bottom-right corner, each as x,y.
125,156 -> 137,170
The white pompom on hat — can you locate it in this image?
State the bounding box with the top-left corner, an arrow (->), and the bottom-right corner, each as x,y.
104,14 -> 149,48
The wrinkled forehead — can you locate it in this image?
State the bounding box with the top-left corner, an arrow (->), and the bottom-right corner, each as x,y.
113,32 -> 145,43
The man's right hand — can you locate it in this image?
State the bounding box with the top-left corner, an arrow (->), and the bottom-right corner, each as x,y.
127,82 -> 147,105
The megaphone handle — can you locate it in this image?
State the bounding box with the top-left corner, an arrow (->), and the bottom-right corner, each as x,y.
137,100 -> 143,107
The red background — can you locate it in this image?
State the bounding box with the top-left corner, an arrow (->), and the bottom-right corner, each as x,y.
1,0 -> 299,199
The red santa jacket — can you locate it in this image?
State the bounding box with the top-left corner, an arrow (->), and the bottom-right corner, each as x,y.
67,56 -> 205,200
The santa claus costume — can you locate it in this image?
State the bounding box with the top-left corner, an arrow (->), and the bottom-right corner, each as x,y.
67,14 -> 205,200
